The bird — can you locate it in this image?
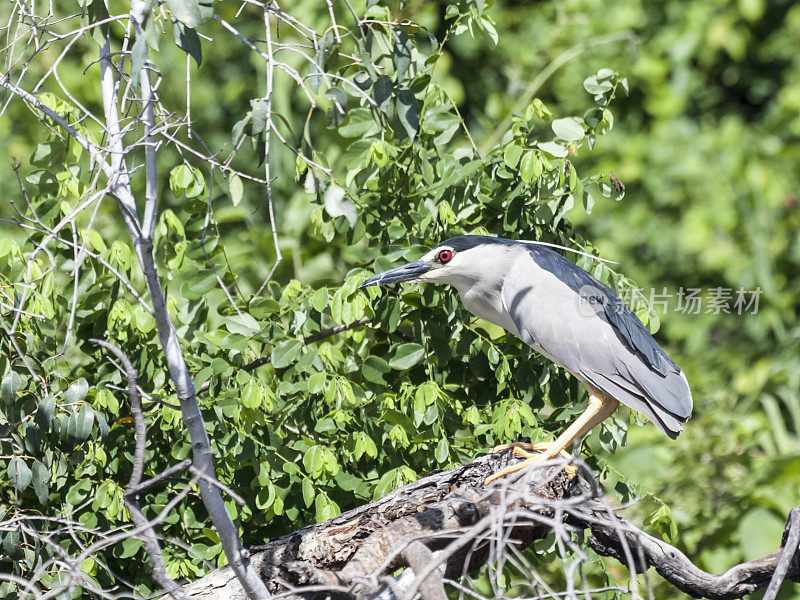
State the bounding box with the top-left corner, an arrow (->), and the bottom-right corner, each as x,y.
359,235 -> 693,484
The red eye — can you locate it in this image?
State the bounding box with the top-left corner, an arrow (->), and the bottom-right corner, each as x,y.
438,249 -> 452,263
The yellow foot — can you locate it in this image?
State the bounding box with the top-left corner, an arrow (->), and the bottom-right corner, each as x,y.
485,442 -> 577,485
491,441 -> 560,455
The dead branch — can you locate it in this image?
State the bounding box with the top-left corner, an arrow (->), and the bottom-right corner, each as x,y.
173,452 -> 799,600
572,504 -> 800,600
90,339 -> 189,600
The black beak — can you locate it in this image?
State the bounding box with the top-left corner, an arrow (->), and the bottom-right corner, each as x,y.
358,260 -> 431,288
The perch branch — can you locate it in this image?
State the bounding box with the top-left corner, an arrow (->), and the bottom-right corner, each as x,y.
173,452 -> 798,600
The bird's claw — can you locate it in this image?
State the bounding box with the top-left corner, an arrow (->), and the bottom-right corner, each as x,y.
485,442 -> 578,485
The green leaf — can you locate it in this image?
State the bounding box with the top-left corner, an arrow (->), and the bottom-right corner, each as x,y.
324,184 -> 357,228
519,150 -> 542,183
225,313 -> 260,336
36,395 -> 56,430
229,174 -> 243,206
308,372 -> 326,394
503,143 -> 523,169
232,114 -> 251,146
583,75 -> 613,95
251,99 -> 268,135
538,141 -> 568,158
551,117 -> 585,142
130,36 -> 148,84
373,75 -> 393,110
66,404 -> 94,441
271,339 -> 303,369
303,445 -> 338,478
339,108 -> 380,138
165,0 -> 212,28
144,13 -> 161,50
7,457 -> 31,492
120,539 -> 143,559
134,305 -> 156,334
373,465 -> 416,499
392,28 -> 412,80
31,460 -> 49,504
65,379 -> 88,403
173,21 -> 202,67
169,165 -> 205,198
302,478 -> 315,507
314,492 -> 340,522
389,343 -> 425,370
396,88 -> 419,140
363,356 -> 391,385
312,287 -> 328,312
738,508 -> 785,561
1,371 -> 21,404
435,437 -> 449,463
241,380 -> 263,409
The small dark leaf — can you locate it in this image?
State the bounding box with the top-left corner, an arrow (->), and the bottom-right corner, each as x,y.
173,21 -> 202,66
353,71 -> 373,91
36,395 -> 56,431
363,356 -> 391,385
67,404 -> 94,441
24,424 -> 41,454
2,528 -> 22,560
396,88 -> 419,140
1,371 -> 21,404
96,411 -> 109,439
373,75 -> 393,111
32,460 -> 49,504
7,457 -> 31,492
65,379 -> 88,404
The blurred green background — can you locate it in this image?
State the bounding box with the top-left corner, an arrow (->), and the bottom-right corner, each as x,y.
2,0 -> 799,594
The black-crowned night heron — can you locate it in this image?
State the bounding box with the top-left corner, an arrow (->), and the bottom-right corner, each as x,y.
359,235 -> 693,484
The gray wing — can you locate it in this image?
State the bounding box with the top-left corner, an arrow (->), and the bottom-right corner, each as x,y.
502,246 -> 693,438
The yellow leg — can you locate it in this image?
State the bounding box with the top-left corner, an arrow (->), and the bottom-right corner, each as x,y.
484,395 -> 619,485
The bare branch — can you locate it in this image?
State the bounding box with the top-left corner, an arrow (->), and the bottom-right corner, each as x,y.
90,338 -> 188,600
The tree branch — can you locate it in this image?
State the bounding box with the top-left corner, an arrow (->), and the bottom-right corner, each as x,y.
173,452 -> 798,600
574,504 -> 800,600
90,338 -> 188,600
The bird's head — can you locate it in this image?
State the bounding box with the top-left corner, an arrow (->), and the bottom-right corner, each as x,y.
358,235 -> 515,290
